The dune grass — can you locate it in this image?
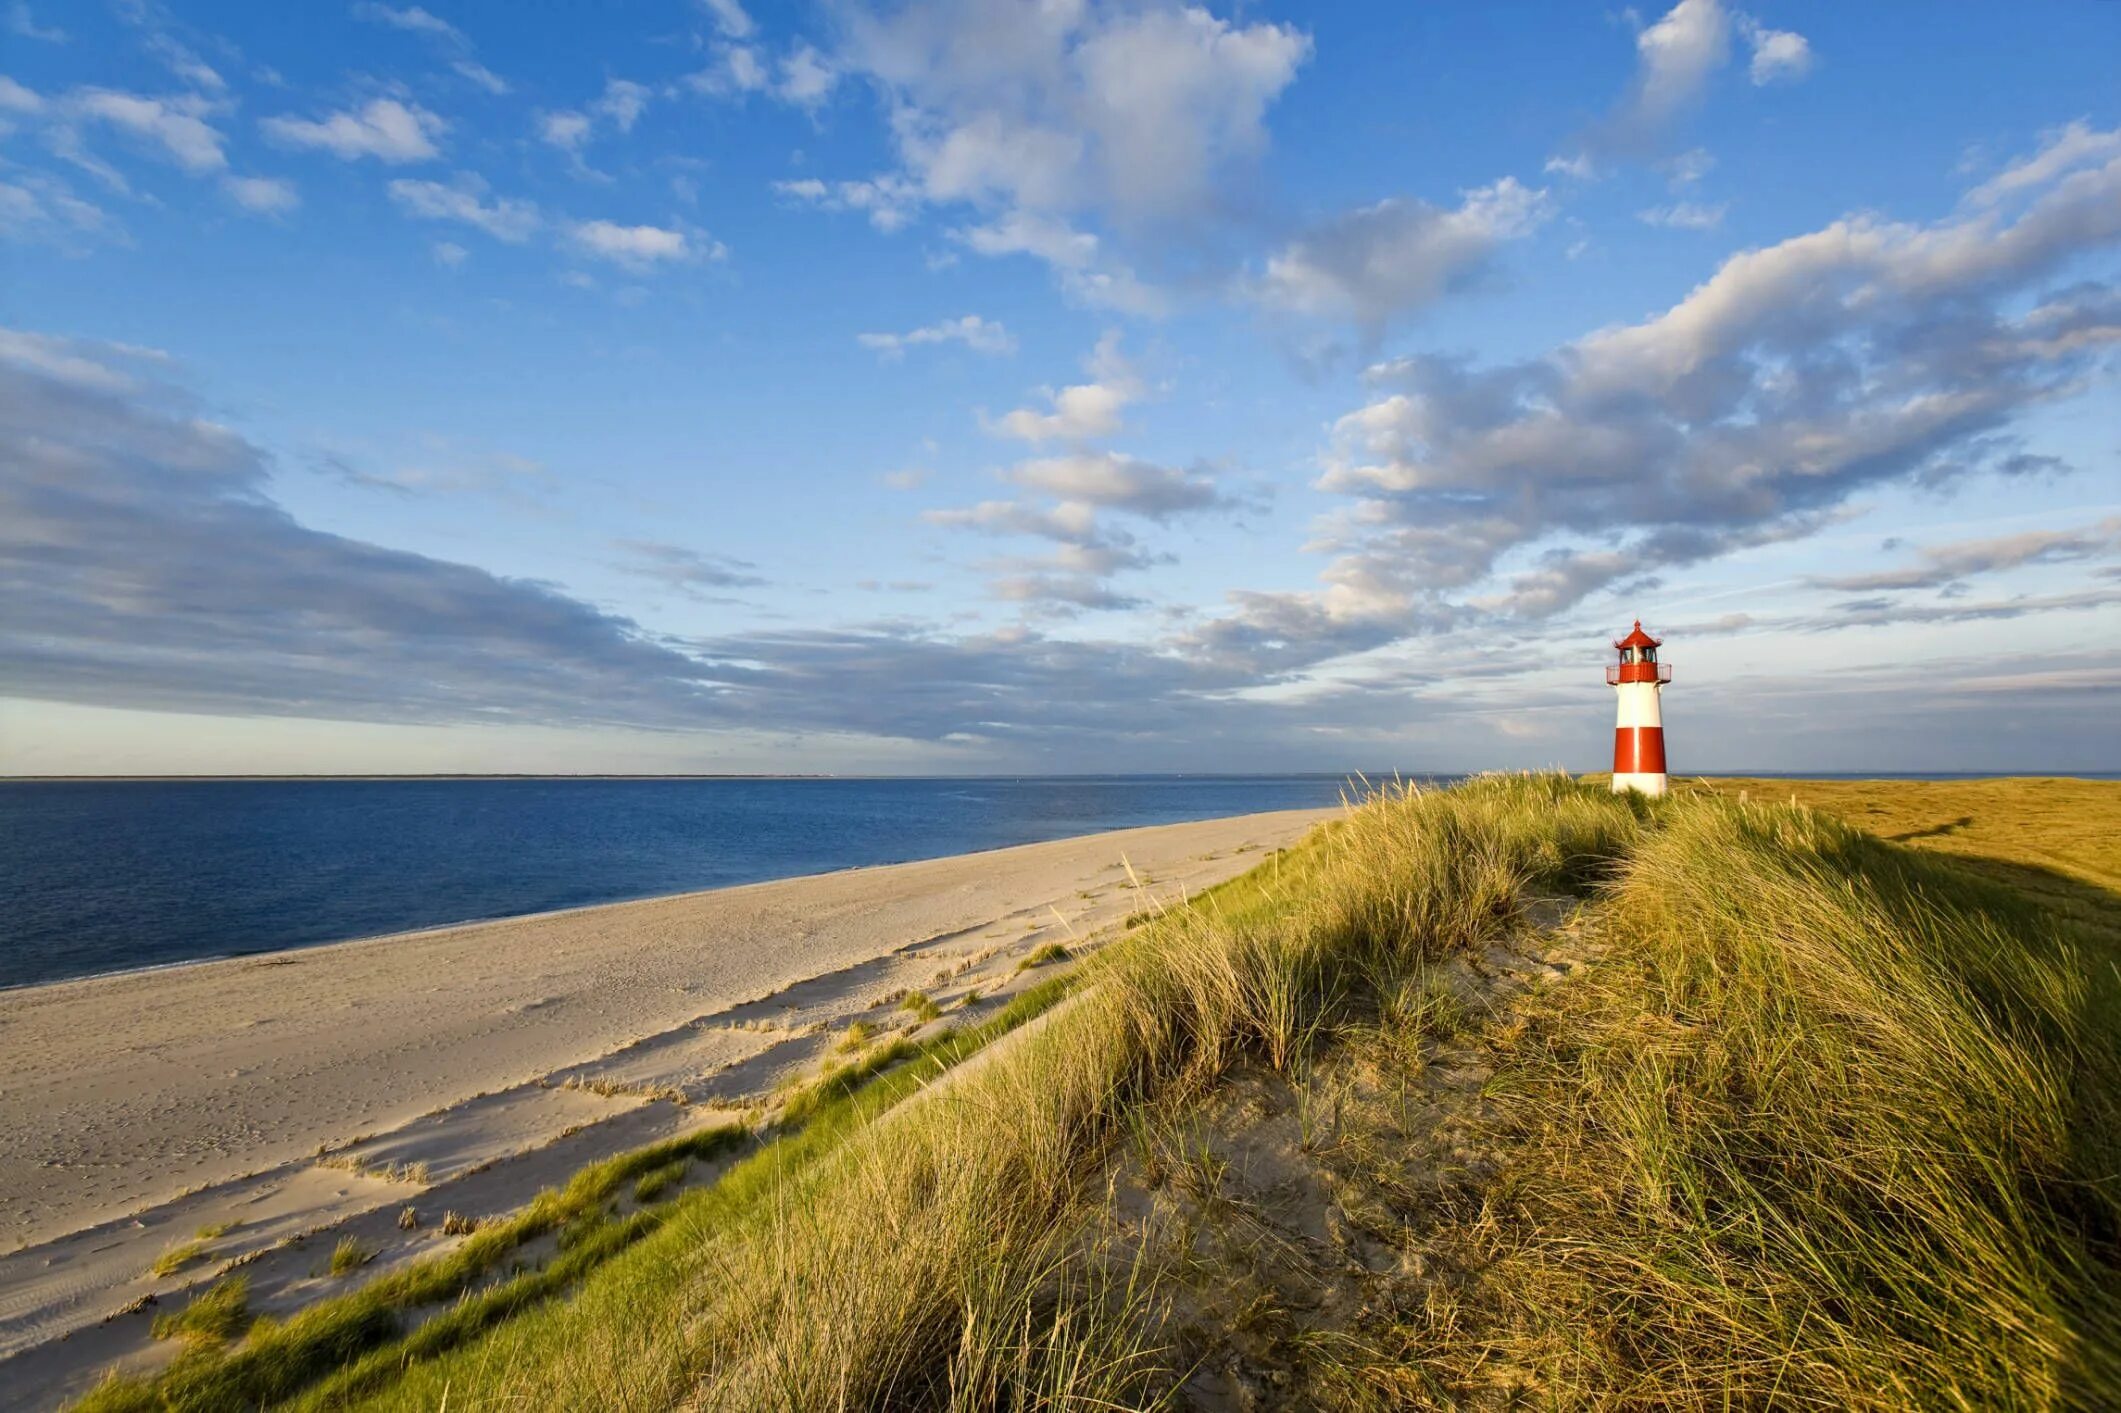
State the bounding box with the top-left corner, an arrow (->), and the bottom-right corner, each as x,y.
149,1275 -> 251,1347
307,774 -> 1637,1411
1371,789 -> 2121,1409
70,774 -> 2120,1410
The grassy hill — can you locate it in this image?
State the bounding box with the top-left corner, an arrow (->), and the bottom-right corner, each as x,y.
81,776 -> 2121,1410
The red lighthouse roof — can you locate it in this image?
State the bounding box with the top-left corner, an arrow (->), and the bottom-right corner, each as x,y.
1614,619 -> 1661,650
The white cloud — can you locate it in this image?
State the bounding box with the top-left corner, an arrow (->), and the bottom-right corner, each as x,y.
1544,153 -> 1596,180
779,43 -> 838,107
1004,452 -> 1225,519
772,174 -> 923,232
1288,124 -> 2121,636
388,174 -> 539,241
0,173 -> 107,246
539,80 -> 651,156
1250,178 -> 1550,329
1613,0 -> 1731,141
1578,2 -> 1811,156
952,211 -> 1165,314
146,36 -> 226,92
595,79 -> 650,133
1811,519 -> 2121,592
567,219 -> 717,269
990,332 -> 1141,442
1739,16 -> 1813,84
697,0 -> 754,40
9,4 -> 65,43
813,1 -> 1307,305
263,98 -> 443,163
352,4 -> 466,46
222,174 -> 299,213
432,240 -> 467,267
1637,200 -> 1726,229
72,89 -> 227,172
1967,118 -> 2121,207
0,75 -> 44,113
1664,146 -> 1715,186
538,110 -> 592,152
857,314 -> 1016,359
453,61 -> 510,95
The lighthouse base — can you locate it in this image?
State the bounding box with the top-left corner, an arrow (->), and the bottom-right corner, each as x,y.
1612,771 -> 1668,797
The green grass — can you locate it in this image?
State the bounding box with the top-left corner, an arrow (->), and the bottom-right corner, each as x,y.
72,977 -> 1079,1413
72,775 -> 2121,1410
147,1223 -> 227,1278
1015,941 -> 1070,972
149,1276 -> 251,1346
897,989 -> 943,1023
73,1125 -> 750,1412
326,1238 -> 373,1277
311,774 -> 1635,1410
630,1159 -> 685,1204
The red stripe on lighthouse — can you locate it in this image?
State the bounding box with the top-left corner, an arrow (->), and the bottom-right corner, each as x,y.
1613,726 -> 1666,775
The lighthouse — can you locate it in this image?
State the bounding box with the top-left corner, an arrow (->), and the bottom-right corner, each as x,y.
1607,621 -> 1671,796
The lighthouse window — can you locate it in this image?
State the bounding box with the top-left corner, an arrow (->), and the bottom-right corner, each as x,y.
1642,647 -> 1657,663
1620,646 -> 1637,663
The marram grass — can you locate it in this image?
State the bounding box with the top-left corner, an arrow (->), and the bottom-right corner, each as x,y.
68,775 -> 2121,1410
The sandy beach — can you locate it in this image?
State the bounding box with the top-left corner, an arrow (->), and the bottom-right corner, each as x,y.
0,806 -> 1330,1403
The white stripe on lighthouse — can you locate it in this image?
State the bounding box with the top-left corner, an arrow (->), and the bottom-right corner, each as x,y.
1613,682 -> 1663,728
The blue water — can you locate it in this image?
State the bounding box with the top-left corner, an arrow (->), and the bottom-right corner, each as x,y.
0,776 -> 1372,990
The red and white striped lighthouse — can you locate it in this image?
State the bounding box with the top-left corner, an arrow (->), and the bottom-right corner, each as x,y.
1607,620 -> 1671,796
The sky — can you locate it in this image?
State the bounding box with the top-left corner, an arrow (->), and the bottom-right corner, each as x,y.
2,0 -> 2118,777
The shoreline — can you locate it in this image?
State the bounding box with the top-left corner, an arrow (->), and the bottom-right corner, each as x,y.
0,806 -> 1333,1401
3,805 -> 1335,998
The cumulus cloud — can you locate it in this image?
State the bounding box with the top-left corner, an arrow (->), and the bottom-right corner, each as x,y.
857,314 -> 1016,359
567,219 -> 720,268
1183,123 -> 2121,675
263,97 -> 443,162
988,331 -> 1141,441
388,173 -> 539,241
927,335 -> 1237,612
801,0 -> 1307,302
222,174 -> 299,213
71,89 -> 227,172
1004,452 -> 1227,519
771,175 -> 922,232
539,79 -> 652,157
1575,0 -> 1810,158
1250,178 -> 1550,331
1739,16 -> 1813,84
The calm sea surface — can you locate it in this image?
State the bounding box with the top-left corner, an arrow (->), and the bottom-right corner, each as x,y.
0,776 -> 1376,989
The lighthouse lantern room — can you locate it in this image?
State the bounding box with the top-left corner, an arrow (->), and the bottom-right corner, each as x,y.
1607,620 -> 1672,796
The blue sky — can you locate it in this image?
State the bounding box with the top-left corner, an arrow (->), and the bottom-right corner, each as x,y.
3,0 -> 2117,775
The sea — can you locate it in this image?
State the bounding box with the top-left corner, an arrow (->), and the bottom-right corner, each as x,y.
0,775 -> 1381,990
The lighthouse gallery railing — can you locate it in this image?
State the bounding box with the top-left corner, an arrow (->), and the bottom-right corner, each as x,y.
1606,663 -> 1674,685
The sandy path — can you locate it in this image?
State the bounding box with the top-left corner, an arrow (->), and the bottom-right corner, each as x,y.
0,808 -> 1330,1256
